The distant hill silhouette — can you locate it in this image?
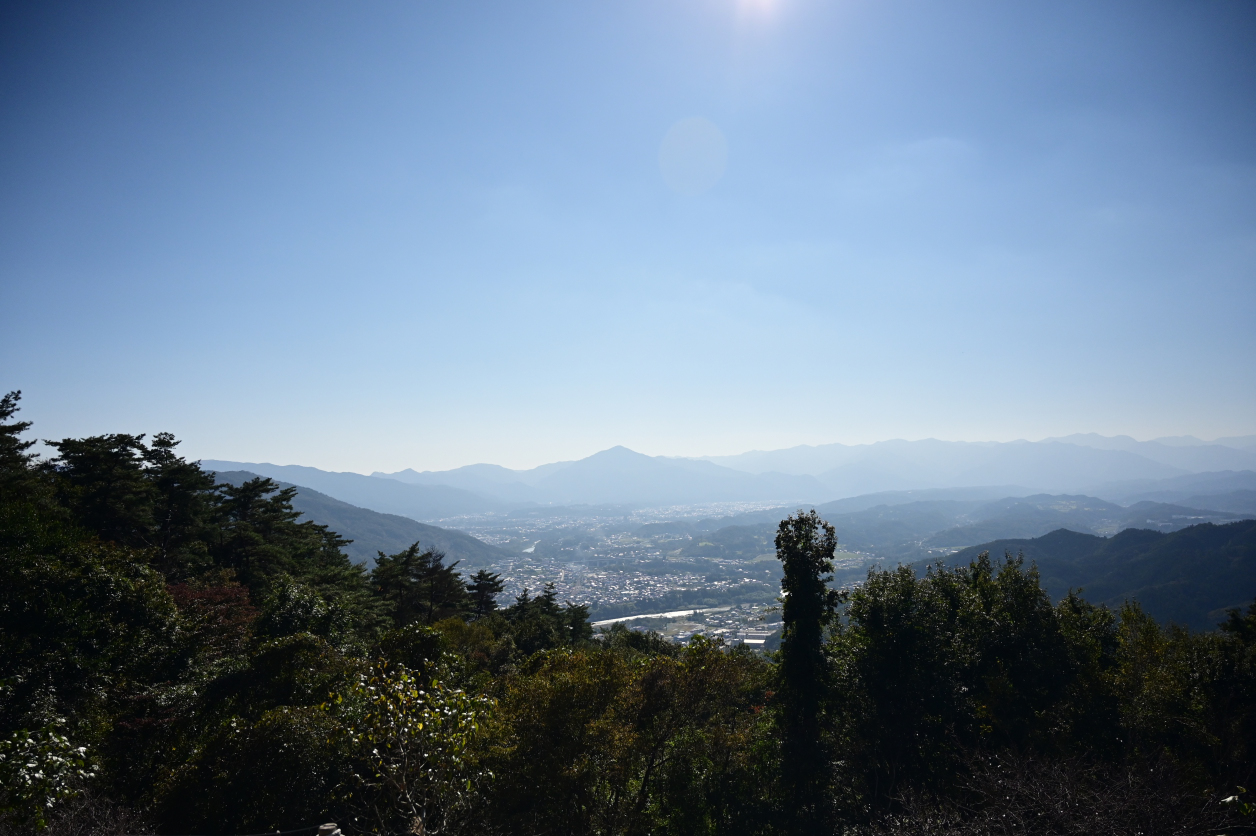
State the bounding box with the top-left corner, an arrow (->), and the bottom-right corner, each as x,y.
702,437 -> 1256,497
203,460 -> 506,520
1182,489 -> 1256,515
1041,433 -> 1256,471
210,441 -> 1256,513
922,494 -> 1247,547
527,446 -> 823,505
376,446 -> 824,505
210,470 -> 510,568
1096,470 -> 1256,505
942,520 -> 1256,631
669,492 -> 1252,563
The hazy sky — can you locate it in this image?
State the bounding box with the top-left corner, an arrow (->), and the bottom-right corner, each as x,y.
2,1 -> 1254,471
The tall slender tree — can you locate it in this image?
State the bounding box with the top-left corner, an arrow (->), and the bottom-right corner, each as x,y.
0,391 -> 55,543
143,432 -> 217,577
0,391 -> 37,494
775,510 -> 840,833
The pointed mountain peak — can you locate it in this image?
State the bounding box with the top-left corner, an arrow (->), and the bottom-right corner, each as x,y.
585,445 -> 649,461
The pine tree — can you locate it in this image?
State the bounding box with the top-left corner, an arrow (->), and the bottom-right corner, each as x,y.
0,391 -> 37,494
466,569 -> 505,617
46,433 -> 155,549
371,542 -> 470,626
143,432 -> 217,577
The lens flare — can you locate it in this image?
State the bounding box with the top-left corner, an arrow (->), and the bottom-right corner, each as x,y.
658,117 -> 729,196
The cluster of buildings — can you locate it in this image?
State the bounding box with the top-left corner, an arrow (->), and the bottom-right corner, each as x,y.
606,603 -> 783,647
450,505 -> 790,633
490,553 -> 731,610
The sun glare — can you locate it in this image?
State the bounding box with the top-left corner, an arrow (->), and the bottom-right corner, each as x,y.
735,0 -> 778,21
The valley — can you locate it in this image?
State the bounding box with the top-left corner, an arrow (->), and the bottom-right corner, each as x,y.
208,443 -> 1256,643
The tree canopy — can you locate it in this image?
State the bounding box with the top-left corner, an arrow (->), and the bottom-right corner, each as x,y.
1,392 -> 1253,836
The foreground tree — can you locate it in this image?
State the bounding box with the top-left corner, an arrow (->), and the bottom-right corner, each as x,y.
371,543 -> 471,626
334,660 -> 492,835
774,510 -> 840,833
466,569 -> 505,617
483,638 -> 773,836
830,554 -> 1096,813
0,392 -> 40,501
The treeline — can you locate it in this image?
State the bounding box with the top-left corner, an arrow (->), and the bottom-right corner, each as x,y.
1,391 -> 1253,835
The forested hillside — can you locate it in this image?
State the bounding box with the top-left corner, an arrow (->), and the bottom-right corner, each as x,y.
945,520 -> 1256,630
210,471 -> 509,568
2,392 -> 1254,836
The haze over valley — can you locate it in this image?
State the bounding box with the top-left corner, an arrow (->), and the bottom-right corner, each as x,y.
205,432 -> 1256,635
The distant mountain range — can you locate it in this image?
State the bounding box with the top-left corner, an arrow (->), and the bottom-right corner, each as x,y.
373,446 -> 825,507
1090,470 -> 1256,508
942,520 -> 1256,631
205,435 -> 1256,520
208,447 -> 829,518
201,460 -> 510,521
702,436 -> 1256,494
668,491 -> 1253,565
204,464 -> 1256,632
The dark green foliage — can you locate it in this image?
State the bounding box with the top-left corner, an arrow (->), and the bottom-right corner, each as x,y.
154,705 -> 349,834
944,520 -> 1256,630
211,478 -> 386,640
830,554 -> 1094,808
500,583 -> 593,656
773,510 -> 840,832
41,432 -> 218,580
254,577 -> 349,641
826,552 -> 1256,826
481,638 -> 773,836
467,568 -> 505,616
2,394 -> 1253,835
598,623 -> 682,658
210,469 -> 512,568
0,514 -> 179,739
376,623 -> 449,677
370,542 -> 471,625
0,392 -> 40,500
0,401 -> 422,832
213,478 -> 328,586
1221,598 -> 1256,644
1113,602 -> 1256,792
45,433 -> 156,551
138,433 -> 220,577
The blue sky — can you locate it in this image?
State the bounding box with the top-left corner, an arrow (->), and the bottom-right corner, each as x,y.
2,0 -> 1254,471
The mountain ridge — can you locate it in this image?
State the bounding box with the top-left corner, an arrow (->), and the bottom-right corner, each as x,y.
201,460 -> 508,521
209,470 -> 510,568
939,520 -> 1256,631
371,446 -> 827,506
208,437 -> 1256,514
